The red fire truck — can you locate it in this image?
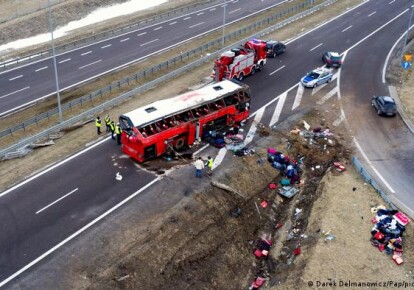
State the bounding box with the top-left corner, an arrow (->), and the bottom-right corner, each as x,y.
211,39 -> 267,81
119,80 -> 251,163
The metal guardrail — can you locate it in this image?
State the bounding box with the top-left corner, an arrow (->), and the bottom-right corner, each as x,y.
0,0 -> 336,159
0,0 -> 215,69
352,156 -> 396,209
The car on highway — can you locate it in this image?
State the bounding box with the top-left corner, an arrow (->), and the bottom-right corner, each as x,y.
266,40 -> 286,58
300,68 -> 333,88
371,95 -> 397,116
322,51 -> 343,67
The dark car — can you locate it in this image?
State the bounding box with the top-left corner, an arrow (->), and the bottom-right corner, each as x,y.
266,40 -> 286,58
322,51 -> 343,67
371,95 -> 397,116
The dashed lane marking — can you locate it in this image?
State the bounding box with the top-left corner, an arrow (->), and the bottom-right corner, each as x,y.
79,60 -> 102,69
9,75 -> 23,81
189,22 -> 204,29
35,66 -> 48,72
0,86 -> 30,99
58,58 -> 71,64
140,39 -> 159,46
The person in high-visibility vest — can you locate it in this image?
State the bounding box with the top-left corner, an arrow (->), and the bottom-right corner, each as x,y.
115,123 -> 122,145
109,121 -> 115,140
104,115 -> 111,132
206,156 -> 214,176
95,116 -> 102,135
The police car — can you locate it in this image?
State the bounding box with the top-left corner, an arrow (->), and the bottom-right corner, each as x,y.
300,67 -> 333,88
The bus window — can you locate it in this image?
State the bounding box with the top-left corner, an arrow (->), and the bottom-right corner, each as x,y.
211,99 -> 225,110
139,129 -> 148,138
224,94 -> 238,106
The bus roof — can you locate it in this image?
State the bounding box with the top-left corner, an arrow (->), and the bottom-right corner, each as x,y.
122,80 -> 245,128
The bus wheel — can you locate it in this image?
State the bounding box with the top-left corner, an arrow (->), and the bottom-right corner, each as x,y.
174,138 -> 185,150
165,144 -> 174,155
250,67 -> 256,75
238,73 -> 244,81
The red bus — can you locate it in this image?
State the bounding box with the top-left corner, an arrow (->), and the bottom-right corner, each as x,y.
119,79 -> 250,163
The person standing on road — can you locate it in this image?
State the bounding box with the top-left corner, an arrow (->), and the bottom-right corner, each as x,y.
194,157 -> 204,178
206,156 -> 214,176
95,116 -> 102,135
109,120 -> 116,140
104,115 -> 111,132
115,123 -> 122,145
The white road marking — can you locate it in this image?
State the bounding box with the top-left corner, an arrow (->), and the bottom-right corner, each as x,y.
389,0 -> 395,3
58,58 -> 71,63
193,144 -> 210,156
229,8 -> 241,14
269,65 -> 285,76
333,110 -> 345,126
310,43 -> 323,51
368,11 -> 376,17
154,26 -> 162,31
197,12 -> 204,16
292,84 -> 304,110
101,44 -> 112,49
120,38 -> 130,42
211,147 -> 227,170
269,91 -> 287,127
209,8 -> 216,11
35,66 -> 48,72
0,86 -> 30,99
353,138 -> 395,194
137,32 -> 147,36
79,59 -> 102,69
189,22 -> 204,29
36,188 -> 78,214
312,82 -> 327,95
0,177 -> 160,288
140,39 -> 159,46
169,21 -> 177,25
81,51 -> 92,56
316,87 -> 338,105
342,25 -> 352,32
183,16 -> 191,20
244,107 -> 265,146
9,75 -> 23,81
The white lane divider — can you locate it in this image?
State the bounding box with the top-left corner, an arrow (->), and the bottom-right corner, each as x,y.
189,22 -> 205,29
269,65 -> 285,76
169,21 -> 177,25
154,26 -> 163,31
229,8 -> 241,14
183,16 -> 191,20
59,58 -> 71,64
36,188 -> 78,214
101,44 -> 112,49
368,11 -> 376,17
120,38 -> 130,42
196,12 -> 204,16
79,60 -> 102,69
342,25 -> 352,32
140,39 -> 159,46
35,66 -> 48,72
9,75 -> 23,81
244,107 -> 265,146
291,84 -> 304,110
317,87 -> 338,105
210,8 -> 216,11
269,92 -> 287,127
310,43 -> 323,51
81,51 -> 92,56
137,32 -> 147,36
0,86 -> 30,99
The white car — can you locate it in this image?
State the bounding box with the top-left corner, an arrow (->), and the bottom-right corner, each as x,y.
301,68 -> 333,88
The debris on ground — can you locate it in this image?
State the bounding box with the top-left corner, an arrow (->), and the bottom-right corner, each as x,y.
370,207 -> 410,265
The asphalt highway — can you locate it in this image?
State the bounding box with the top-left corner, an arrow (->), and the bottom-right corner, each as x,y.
1,0 -> 414,287
0,0 -> 287,117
